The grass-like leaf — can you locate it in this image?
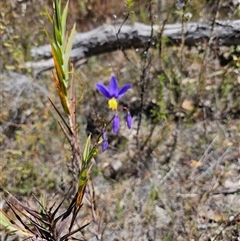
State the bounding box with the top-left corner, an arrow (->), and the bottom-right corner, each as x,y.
83,135 -> 91,165
54,26 -> 63,46
86,146 -> 98,164
54,0 -> 62,32
0,210 -> 33,238
64,23 -> 76,67
52,72 -> 70,115
61,0 -> 69,44
77,177 -> 87,207
44,5 -> 53,24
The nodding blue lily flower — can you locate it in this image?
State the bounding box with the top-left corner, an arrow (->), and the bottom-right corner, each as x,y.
176,1 -> 184,8
96,75 -> 132,111
112,114 -> 120,134
102,130 -> 108,152
102,140 -> 108,152
126,112 -> 132,129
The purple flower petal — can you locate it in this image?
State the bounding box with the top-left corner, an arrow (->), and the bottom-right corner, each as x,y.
112,114 -> 120,134
109,76 -> 119,98
102,140 -> 109,152
176,1 -> 184,8
96,83 -> 111,99
118,84 -> 132,98
126,112 -> 132,129
101,130 -> 108,151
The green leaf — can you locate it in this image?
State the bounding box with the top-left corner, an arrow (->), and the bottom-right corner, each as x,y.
43,27 -> 53,44
44,5 -> 53,24
39,194 -> 46,215
51,44 -> 63,72
77,170 -> 88,207
53,22 -> 62,46
64,23 -> 76,80
0,210 -> 32,237
78,168 -> 87,189
54,27 -> 63,46
65,23 -> 76,62
54,0 -> 62,31
51,44 -> 67,96
52,43 -> 64,68
61,0 -> 69,40
87,147 -> 98,163
52,72 -> 70,115
52,21 -> 57,44
83,135 -> 91,165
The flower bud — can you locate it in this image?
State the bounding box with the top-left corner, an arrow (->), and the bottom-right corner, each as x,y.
112,114 -> 120,134
101,130 -> 108,151
102,140 -> 109,152
126,112 -> 132,129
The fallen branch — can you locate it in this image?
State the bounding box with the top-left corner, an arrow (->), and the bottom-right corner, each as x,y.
27,20 -> 240,74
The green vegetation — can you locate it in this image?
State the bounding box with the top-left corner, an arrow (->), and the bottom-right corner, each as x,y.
1,0 -> 240,240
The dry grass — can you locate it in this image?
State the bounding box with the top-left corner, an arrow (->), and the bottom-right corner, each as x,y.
1,0 -> 240,240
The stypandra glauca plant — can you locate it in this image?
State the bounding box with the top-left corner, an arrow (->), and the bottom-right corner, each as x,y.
0,0 -> 132,240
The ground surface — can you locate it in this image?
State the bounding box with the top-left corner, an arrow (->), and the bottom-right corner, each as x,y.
1,1 -> 240,240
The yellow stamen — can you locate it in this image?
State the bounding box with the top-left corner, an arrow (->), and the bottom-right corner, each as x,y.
108,98 -> 118,110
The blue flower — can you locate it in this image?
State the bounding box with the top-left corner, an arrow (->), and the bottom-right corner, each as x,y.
102,140 -> 108,152
112,114 -> 120,134
102,130 -> 108,152
176,1 -> 184,8
96,75 -> 133,138
96,75 -> 131,111
126,112 -> 132,129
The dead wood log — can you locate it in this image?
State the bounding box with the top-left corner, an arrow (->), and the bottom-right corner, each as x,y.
27,20 -> 240,74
